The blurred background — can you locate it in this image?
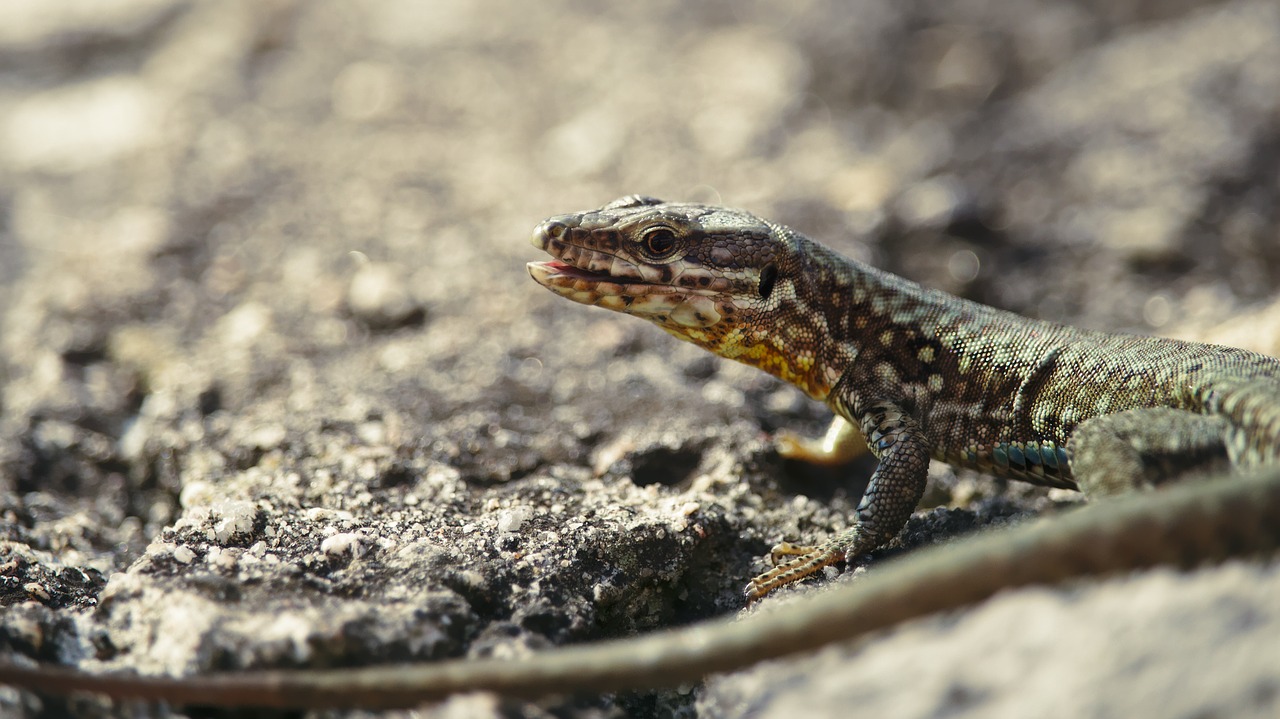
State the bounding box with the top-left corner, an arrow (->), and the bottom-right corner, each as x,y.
2,1 -> 1279,717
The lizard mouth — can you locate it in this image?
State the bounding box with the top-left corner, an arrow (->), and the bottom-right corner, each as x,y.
526,260 -> 634,296
527,260 -> 615,285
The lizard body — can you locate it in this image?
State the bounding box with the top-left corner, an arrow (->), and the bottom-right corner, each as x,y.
2,197 -> 1278,708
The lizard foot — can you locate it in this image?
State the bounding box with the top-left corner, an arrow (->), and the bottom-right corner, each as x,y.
773,417 -> 868,467
744,545 -> 845,602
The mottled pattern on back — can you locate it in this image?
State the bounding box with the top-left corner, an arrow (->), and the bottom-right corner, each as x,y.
778,225 -> 1280,486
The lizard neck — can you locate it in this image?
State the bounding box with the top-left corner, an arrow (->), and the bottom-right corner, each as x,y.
732,224 -> 994,406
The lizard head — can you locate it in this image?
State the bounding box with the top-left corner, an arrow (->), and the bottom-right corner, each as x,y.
528,196 -> 839,398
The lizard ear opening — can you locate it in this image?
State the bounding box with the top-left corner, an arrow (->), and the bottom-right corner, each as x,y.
759,263 -> 778,300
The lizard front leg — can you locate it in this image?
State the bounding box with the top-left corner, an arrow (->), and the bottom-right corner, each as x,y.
746,401 -> 931,601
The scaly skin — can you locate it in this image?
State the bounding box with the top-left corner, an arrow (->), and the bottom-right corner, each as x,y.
528,196 -> 1280,599
1,197 -> 1278,709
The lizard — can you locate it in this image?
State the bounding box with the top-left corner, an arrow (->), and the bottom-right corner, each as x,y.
0,196 -> 1278,708
527,196 -> 1280,600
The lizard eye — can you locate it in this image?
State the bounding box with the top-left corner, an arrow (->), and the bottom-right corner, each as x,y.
642,227 -> 678,257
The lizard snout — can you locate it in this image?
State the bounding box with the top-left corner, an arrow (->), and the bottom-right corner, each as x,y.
530,219 -> 568,250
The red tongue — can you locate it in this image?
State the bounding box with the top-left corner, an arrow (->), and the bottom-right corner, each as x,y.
542,260 -> 608,280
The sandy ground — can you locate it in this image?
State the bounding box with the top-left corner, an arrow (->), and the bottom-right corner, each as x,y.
1,1 -> 1279,717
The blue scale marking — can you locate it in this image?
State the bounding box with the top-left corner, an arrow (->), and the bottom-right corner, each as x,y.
1041,446 -> 1058,468
1007,446 -> 1026,467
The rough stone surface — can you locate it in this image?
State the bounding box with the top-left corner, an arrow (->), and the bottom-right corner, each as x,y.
0,1 -> 1278,718
701,562 -> 1280,719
